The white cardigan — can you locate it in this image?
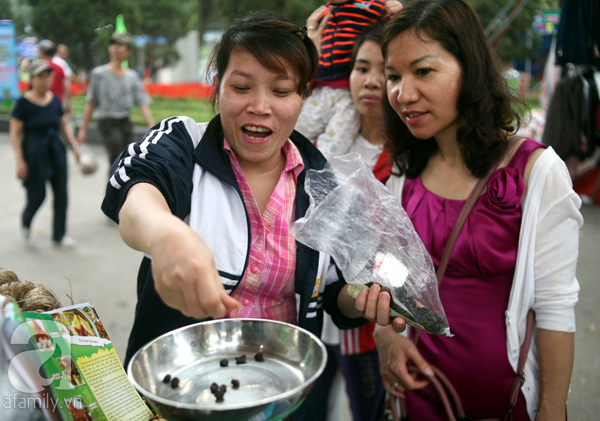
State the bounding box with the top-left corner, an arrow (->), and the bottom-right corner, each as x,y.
386,147 -> 582,420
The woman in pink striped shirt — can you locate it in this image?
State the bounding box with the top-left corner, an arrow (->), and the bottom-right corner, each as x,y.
102,12 -> 405,420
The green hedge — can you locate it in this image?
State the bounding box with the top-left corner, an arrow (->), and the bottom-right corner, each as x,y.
1,95 -> 218,126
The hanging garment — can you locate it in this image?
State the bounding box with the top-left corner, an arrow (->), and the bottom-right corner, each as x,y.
582,66 -> 600,155
555,0 -> 600,67
543,65 -> 600,161
543,66 -> 586,159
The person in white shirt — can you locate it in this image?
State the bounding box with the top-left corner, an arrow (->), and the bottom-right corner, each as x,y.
52,44 -> 83,114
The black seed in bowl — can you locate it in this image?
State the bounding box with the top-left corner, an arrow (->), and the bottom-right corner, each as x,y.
162,374 -> 171,383
231,379 -> 240,389
254,352 -> 264,362
210,382 -> 219,393
219,359 -> 229,367
171,377 -> 180,388
235,355 -> 247,364
214,390 -> 224,403
220,384 -> 227,393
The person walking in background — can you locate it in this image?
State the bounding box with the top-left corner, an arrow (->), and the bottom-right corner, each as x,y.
375,1 -> 581,419
10,59 -> 81,249
310,23 -> 391,421
52,44 -> 84,115
296,0 -> 402,161
37,39 -> 66,104
76,32 -> 155,167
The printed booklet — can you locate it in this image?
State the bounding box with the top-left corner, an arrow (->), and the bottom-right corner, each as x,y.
7,302 -> 152,421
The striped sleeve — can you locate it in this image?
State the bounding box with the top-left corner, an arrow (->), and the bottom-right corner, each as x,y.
323,260 -> 368,330
101,116 -> 204,223
316,0 -> 388,81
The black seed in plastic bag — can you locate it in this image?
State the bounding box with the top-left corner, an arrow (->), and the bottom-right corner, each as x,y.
366,282 -> 450,336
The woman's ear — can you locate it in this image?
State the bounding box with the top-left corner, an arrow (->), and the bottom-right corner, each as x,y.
304,82 -> 311,98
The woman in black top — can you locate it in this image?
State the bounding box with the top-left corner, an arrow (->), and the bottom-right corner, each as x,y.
10,59 -> 80,248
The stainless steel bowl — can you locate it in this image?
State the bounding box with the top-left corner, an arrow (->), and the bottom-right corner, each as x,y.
128,318 -> 327,421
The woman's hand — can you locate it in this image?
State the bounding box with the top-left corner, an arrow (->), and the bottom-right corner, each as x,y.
119,183 -> 240,320
71,144 -> 81,163
9,116 -> 27,181
344,283 -> 406,333
59,115 -> 81,164
16,158 -> 28,181
374,324 -> 434,397
306,5 -> 330,55
385,1 -> 404,15
148,221 -> 241,319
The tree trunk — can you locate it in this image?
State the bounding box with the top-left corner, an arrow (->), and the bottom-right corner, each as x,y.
197,0 -> 213,49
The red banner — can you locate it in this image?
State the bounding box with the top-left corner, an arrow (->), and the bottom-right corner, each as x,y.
19,80 -> 214,100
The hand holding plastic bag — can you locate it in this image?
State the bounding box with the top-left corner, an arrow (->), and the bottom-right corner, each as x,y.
290,154 -> 451,336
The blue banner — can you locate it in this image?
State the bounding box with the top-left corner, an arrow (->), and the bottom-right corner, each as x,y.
0,20 -> 19,101
16,38 -> 38,59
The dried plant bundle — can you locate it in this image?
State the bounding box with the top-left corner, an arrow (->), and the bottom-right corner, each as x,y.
0,269 -> 62,313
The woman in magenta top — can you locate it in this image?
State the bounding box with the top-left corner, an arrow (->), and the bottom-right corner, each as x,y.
373,1 -> 581,420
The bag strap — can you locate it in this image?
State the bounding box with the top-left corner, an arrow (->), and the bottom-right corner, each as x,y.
434,173 -> 489,283
437,135 -> 521,286
508,309 -> 536,407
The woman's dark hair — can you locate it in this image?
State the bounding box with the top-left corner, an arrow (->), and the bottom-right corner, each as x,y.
382,0 -> 526,178
207,11 -> 319,106
350,22 -> 386,68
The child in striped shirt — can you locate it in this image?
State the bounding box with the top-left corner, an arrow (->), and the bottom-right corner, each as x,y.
296,0 -> 402,160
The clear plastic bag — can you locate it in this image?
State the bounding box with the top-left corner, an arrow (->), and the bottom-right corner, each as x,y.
290,154 -> 451,336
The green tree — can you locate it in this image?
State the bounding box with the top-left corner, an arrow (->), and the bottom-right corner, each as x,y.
209,0 -> 323,25
25,0 -> 563,80
29,0 -> 133,71
28,0 -> 195,73
128,0 -> 195,39
203,0 -> 561,66
466,0 -> 561,64
118,0 -> 196,74
4,0 -> 34,38
197,0 -> 212,48
0,0 -> 14,20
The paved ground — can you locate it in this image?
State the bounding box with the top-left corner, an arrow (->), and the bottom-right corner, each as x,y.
0,131 -> 598,419
0,135 -> 140,361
